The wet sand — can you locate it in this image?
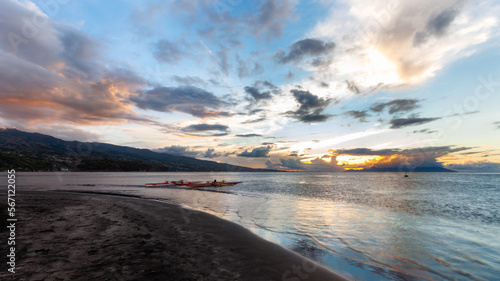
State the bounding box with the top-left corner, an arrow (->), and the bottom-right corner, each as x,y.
0,191 -> 349,281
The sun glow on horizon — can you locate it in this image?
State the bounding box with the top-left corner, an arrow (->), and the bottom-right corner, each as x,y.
336,155 -> 382,166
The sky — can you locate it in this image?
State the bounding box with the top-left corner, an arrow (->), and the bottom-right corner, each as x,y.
1,0 -> 500,172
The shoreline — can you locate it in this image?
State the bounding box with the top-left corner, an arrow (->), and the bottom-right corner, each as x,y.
0,190 -> 349,280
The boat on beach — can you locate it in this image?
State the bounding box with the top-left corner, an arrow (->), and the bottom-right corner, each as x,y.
172,180 -> 201,186
187,181 -> 242,188
145,180 -> 241,188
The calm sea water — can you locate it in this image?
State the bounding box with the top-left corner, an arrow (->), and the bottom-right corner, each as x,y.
8,172 -> 500,280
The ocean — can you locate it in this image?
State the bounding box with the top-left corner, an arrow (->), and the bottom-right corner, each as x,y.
9,172 -> 500,280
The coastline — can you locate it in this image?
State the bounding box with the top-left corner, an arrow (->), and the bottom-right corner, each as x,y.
0,190 -> 349,281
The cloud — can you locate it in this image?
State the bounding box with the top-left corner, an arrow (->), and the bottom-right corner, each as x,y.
236,134 -> 263,137
413,5 -> 463,46
244,80 -> 281,102
203,148 -> 221,158
156,145 -> 201,157
494,121 -> 500,129
266,158 -> 306,170
241,117 -> 267,124
445,161 -> 500,172
345,110 -> 370,122
216,47 -> 230,75
0,1 -> 152,127
171,75 -> 208,87
250,0 -> 297,41
175,106 -> 233,119
311,0 -> 499,89
285,89 -> 332,123
182,123 -> 230,136
345,80 -> 361,94
330,146 -> 471,169
152,39 -> 188,64
236,55 -> 264,78
306,156 -> 344,172
279,38 -> 336,64
238,146 -> 271,157
370,99 -> 421,114
413,128 -> 437,134
130,86 -> 230,118
390,117 -> 441,129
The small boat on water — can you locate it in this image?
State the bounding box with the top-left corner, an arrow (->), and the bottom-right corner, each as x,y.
173,180 -> 201,186
145,181 -> 175,187
187,181 -> 242,188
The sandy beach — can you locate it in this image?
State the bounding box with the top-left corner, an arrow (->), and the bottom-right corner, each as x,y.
0,191 -> 348,281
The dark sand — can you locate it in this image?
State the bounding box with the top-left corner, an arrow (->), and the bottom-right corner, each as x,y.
0,191 -> 349,281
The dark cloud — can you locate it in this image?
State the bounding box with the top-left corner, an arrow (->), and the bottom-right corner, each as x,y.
171,75 -> 207,87
266,158 -> 306,170
244,80 -> 281,102
242,108 -> 265,115
345,80 -> 361,94
370,99 -> 421,114
203,148 -> 221,158
413,128 -> 437,134
236,134 -> 263,137
285,89 -> 332,123
58,26 -> 104,80
311,57 -> 333,67
237,146 -> 271,157
345,110 -> 370,122
292,89 -> 331,108
319,82 -> 329,88
306,156 -> 344,172
414,6 -> 462,46
175,105 -> 233,118
156,145 -> 200,157
390,117 -> 441,129
250,0 -> 297,41
131,86 -> 228,118
153,39 -> 187,64
494,122 -> 500,129
279,38 -> 336,64
242,117 -> 267,124
244,86 -> 271,101
182,123 -> 230,136
183,124 -> 229,131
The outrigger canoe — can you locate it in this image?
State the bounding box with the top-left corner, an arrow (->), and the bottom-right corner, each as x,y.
145,181 -> 175,187
172,180 -> 201,186
187,181 -> 242,188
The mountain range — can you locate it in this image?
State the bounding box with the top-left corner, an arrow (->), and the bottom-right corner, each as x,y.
0,128 -> 275,172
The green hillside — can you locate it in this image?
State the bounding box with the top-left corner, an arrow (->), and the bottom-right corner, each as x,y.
0,128 -> 274,172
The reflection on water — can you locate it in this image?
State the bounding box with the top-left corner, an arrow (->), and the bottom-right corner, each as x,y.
10,171 -> 500,281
